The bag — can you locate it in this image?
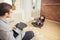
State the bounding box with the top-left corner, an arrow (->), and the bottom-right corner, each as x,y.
12,30 -> 19,38
15,22 -> 27,30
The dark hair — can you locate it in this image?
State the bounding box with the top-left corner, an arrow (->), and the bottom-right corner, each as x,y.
40,15 -> 45,22
41,15 -> 45,19
0,3 -> 12,16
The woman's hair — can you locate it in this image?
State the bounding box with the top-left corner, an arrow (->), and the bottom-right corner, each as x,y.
0,3 -> 12,16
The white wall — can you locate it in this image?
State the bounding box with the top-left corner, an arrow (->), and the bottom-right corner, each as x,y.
20,0 -> 33,23
36,0 -> 41,17
4,0 -> 12,5
32,0 -> 41,18
0,0 -> 12,5
0,0 -> 4,3
20,0 -> 41,23
24,0 -> 33,22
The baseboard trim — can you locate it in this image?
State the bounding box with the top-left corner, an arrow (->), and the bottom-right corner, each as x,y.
46,19 -> 60,24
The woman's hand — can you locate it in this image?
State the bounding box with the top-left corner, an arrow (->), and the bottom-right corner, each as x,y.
12,26 -> 16,30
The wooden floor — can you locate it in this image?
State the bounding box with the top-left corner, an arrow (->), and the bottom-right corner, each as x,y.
23,19 -> 60,40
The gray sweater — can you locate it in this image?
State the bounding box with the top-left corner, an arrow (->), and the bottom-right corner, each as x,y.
0,17 -> 25,40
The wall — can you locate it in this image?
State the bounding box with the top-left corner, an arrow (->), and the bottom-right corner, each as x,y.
32,0 -> 41,18
4,0 -> 12,5
0,0 -> 3,3
41,0 -> 60,22
19,0 -> 33,23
